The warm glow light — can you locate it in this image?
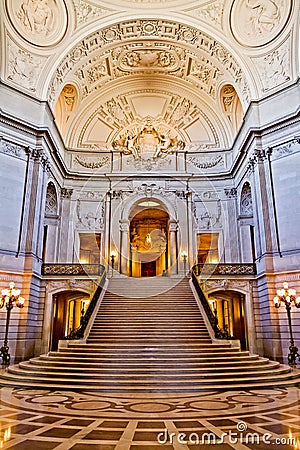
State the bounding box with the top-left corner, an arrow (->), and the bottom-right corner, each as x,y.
283,281 -> 289,289
146,233 -> 151,244
210,258 -> 219,264
110,250 -> 117,258
79,258 -> 89,264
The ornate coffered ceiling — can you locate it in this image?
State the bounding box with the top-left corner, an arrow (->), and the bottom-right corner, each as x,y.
1,0 -> 298,153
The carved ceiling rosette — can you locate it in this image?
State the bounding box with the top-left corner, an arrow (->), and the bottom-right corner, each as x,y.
5,0 -> 68,47
230,0 -> 292,47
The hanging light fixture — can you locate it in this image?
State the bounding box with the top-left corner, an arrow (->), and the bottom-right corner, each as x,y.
145,218 -> 151,244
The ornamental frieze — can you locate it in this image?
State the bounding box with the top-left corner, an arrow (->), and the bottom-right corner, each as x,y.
48,19 -> 250,105
188,155 -> 224,169
74,155 -> 110,169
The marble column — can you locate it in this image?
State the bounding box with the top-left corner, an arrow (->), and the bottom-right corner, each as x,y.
120,219 -> 129,275
169,221 -> 178,275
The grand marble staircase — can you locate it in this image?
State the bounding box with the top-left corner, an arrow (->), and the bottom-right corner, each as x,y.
0,277 -> 299,392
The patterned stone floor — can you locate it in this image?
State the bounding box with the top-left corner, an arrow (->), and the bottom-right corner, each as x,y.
0,387 -> 300,449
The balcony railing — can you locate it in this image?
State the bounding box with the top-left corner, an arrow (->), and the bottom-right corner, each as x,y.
42,263 -> 105,276
191,269 -> 231,340
193,263 -> 256,277
66,270 -> 106,340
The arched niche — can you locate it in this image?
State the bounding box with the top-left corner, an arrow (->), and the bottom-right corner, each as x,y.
45,181 -> 58,216
220,84 -> 243,136
240,182 -> 253,217
43,181 -> 59,262
54,84 -> 78,136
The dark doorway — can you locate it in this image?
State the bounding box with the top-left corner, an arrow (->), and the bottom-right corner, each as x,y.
141,261 -> 156,277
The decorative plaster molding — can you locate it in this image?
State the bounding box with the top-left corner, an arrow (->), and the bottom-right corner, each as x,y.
126,155 -> 173,172
61,188 -> 73,199
78,191 -> 105,201
76,199 -> 104,230
0,138 -> 24,158
74,155 -> 110,169
230,0 -> 292,48
48,19 -> 250,105
188,155 -> 224,169
45,279 -> 94,293
201,278 -> 251,293
7,40 -> 45,92
224,187 -> 237,198
6,0 -> 68,47
271,138 -> 300,160
184,1 -> 224,26
73,0 -> 113,25
253,40 -> 291,92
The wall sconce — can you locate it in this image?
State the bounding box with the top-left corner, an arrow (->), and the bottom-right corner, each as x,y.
273,282 -> 300,367
0,282 -> 25,366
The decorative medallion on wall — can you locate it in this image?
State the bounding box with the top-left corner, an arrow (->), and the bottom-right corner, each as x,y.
6,0 -> 68,47
230,0 -> 292,47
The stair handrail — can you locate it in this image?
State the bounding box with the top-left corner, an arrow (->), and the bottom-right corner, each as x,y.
191,269 -> 231,339
65,271 -> 106,340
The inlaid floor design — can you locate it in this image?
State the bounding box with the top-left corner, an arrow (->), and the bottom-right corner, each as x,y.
0,387 -> 300,449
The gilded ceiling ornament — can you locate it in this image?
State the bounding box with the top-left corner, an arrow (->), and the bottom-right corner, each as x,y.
230,0 -> 292,47
48,19 -> 250,105
112,117 -> 185,161
6,0 -> 68,47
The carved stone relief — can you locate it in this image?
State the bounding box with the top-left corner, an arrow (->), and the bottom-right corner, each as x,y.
230,0 -> 292,47
253,41 -> 291,91
74,155 -> 110,169
73,0 -> 113,25
185,1 -> 225,26
45,279 -> 94,294
77,91 -> 219,151
7,41 -> 45,92
0,139 -> 24,159
272,138 -> 300,160
48,19 -> 250,106
201,279 -> 251,293
195,200 -> 222,230
188,155 -> 224,170
76,200 -> 104,230
6,0 -> 68,47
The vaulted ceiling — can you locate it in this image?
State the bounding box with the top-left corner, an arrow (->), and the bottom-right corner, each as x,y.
1,0 -> 298,152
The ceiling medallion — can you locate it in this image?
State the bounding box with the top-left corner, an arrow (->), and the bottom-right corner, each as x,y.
6,0 -> 68,47
230,0 -> 292,47
112,117 -> 185,162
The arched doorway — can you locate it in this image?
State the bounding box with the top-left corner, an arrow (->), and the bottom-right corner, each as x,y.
129,200 -> 169,277
208,290 -> 247,350
51,291 -> 90,350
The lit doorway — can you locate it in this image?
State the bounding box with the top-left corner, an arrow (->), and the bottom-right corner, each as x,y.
208,291 -> 247,350
197,233 -> 219,264
129,201 -> 169,277
51,291 -> 90,350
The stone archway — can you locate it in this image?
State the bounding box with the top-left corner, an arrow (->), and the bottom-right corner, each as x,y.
116,195 -> 179,277
129,202 -> 169,277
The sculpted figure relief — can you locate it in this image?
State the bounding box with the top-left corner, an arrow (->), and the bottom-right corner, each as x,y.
112,118 -> 185,160
245,0 -> 280,35
17,0 -> 53,34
